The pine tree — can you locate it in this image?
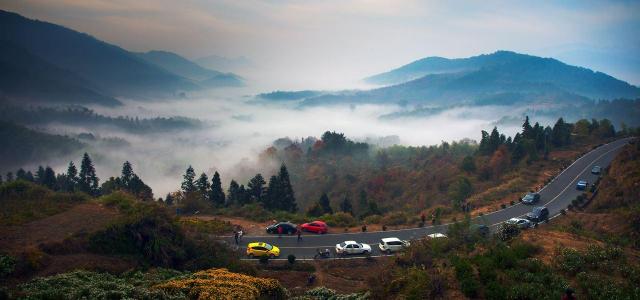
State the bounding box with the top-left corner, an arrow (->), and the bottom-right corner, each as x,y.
210,171 -> 225,207
264,175 -> 280,210
35,166 -> 45,184
238,184 -> 249,206
277,164 -> 297,212
65,162 -> 78,192
195,173 -> 210,201
5,172 -> 13,182
340,195 -> 353,215
227,180 -> 240,206
43,166 -> 57,190
181,165 -> 196,194
121,161 -> 134,187
25,171 -> 34,182
319,193 -> 332,214
552,118 -> 571,147
16,169 -> 27,181
460,155 -> 476,172
247,173 -> 266,202
79,153 -> 99,196
165,193 -> 174,206
522,116 -> 533,139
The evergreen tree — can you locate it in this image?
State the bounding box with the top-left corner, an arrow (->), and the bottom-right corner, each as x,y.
65,161 -> 78,192
43,166 -> 57,190
522,116 -> 533,139
478,130 -> 490,155
227,180 -> 240,206
79,153 -> 99,196
449,176 -> 472,211
264,175 -> 280,210
306,202 -> 324,217
367,200 -> 381,215
195,173 -> 210,200
358,189 -> 368,218
35,166 -> 45,184
25,171 -> 34,182
210,171 -> 225,207
247,173 -> 266,202
551,118 -> 571,147
340,195 -> 353,215
488,127 -> 502,154
165,193 -> 174,206
121,161 -> 134,187
5,172 -> 13,182
16,169 -> 27,181
238,184 -> 250,206
181,165 -> 196,194
277,164 -> 297,212
319,193 -> 333,214
460,155 -> 476,172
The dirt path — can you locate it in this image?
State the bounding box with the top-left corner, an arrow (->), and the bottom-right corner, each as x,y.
0,202 -> 119,254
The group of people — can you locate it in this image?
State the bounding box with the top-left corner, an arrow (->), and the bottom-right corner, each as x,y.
233,226 -> 244,245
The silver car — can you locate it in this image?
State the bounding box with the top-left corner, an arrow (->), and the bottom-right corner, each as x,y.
506,217 -> 532,229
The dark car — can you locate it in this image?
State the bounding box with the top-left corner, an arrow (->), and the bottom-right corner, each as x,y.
525,206 -> 549,223
522,192 -> 540,205
591,166 -> 602,175
471,224 -> 490,237
576,180 -> 588,190
266,222 -> 297,234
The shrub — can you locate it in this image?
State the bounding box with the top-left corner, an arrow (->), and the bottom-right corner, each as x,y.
381,211 -> 408,226
0,254 -> 15,279
363,214 -> 382,224
496,223 -> 520,241
321,212 -> 357,227
500,203 -> 507,209
555,247 -> 585,275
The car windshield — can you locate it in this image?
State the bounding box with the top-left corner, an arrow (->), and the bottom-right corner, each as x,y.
533,208 -> 542,214
264,244 -> 273,250
524,194 -> 534,200
339,242 -> 347,248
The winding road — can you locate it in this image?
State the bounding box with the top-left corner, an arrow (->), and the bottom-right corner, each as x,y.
229,138 -> 633,260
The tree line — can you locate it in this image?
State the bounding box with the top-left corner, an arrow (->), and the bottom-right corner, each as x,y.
175,164 -> 298,213
1,153 -> 153,201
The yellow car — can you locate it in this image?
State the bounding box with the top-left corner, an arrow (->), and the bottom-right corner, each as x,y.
246,242 -> 280,258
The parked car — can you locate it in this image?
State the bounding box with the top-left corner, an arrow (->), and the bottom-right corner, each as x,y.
378,237 -> 410,254
591,166 -> 602,175
427,233 -> 447,239
506,217 -> 532,229
335,241 -> 371,255
301,221 -> 328,234
471,224 -> 490,237
526,206 -> 549,223
522,192 -> 541,205
246,242 -> 280,258
576,180 -> 588,190
266,222 -> 297,234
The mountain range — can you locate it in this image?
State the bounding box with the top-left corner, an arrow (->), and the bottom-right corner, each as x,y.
299,51 -> 640,107
0,10 -> 243,107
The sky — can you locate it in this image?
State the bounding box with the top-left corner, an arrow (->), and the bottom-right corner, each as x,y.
3,0 -> 640,89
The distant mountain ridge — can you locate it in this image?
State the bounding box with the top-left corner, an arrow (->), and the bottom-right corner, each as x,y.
136,51 -> 243,88
300,51 -> 640,107
0,10 -> 243,106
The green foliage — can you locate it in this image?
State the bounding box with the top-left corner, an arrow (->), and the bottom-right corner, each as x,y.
448,176 -> 472,210
496,223 -> 521,241
320,212 -> 357,227
18,269 -> 187,300
0,254 -> 15,279
298,286 -> 369,300
381,211 -> 410,226
0,180 -> 88,225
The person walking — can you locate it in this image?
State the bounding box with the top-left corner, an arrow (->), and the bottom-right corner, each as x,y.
233,231 -> 239,245
297,230 -> 302,242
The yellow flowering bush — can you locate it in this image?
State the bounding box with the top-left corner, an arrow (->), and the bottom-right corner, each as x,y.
179,217 -> 233,235
154,268 -> 286,299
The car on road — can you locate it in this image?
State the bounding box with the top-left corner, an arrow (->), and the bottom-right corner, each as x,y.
335,241 -> 372,255
522,192 -> 541,205
525,206 -> 549,223
471,224 -> 490,237
301,221 -> 328,234
266,222 -> 297,234
591,166 -> 602,175
427,233 -> 447,239
506,217 -> 532,229
246,242 -> 280,258
576,180 -> 588,190
378,237 -> 410,254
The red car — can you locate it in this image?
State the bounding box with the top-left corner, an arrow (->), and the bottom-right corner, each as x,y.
301,221 -> 328,234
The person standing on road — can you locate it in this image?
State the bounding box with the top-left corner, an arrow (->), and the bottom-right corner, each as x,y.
233,231 -> 239,245
277,225 -> 283,238
297,229 -> 302,242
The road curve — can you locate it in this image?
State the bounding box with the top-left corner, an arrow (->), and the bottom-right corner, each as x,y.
228,138 -> 634,260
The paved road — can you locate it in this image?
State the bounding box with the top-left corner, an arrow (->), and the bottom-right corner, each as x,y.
227,138 -> 634,260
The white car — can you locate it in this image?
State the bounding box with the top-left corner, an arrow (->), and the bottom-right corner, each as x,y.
506,217 -> 532,229
427,233 -> 447,239
335,241 -> 372,255
379,237 -> 410,254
